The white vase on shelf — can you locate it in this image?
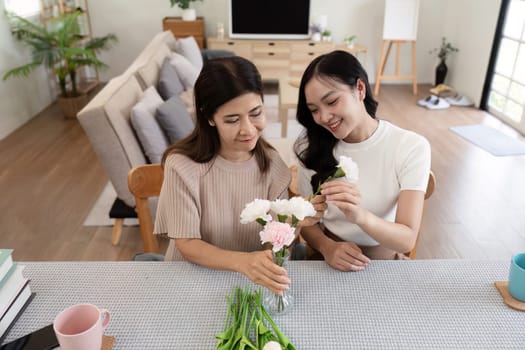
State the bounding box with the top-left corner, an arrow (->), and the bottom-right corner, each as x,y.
181,8 -> 196,21
311,32 -> 321,42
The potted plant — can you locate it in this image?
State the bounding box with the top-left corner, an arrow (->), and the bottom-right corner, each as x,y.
169,0 -> 203,21
321,29 -> 332,42
2,11 -> 118,119
344,35 -> 356,48
429,37 -> 459,86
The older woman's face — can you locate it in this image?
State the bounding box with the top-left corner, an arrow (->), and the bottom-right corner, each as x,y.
212,92 -> 266,161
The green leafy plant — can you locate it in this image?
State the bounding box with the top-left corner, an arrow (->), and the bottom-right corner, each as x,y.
430,37 -> 459,62
169,0 -> 202,9
321,29 -> 331,37
344,35 -> 356,45
2,11 -> 117,98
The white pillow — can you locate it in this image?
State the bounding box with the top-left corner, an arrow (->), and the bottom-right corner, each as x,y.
175,36 -> 203,71
130,86 -> 169,163
169,52 -> 199,90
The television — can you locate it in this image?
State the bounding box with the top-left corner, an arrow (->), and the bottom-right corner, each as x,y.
229,0 -> 311,40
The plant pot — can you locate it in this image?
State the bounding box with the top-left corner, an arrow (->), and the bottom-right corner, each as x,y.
57,94 -> 89,119
435,60 -> 448,86
311,32 -> 321,42
181,8 -> 196,21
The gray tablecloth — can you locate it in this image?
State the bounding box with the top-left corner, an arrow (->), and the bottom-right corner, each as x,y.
2,260 -> 524,349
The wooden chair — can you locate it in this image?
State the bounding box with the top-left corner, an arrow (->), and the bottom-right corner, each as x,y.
127,164 -> 163,253
406,171 -> 436,259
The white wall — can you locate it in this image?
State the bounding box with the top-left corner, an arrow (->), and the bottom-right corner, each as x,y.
0,2 -> 53,140
442,0 -> 501,106
91,0 -> 499,105
0,0 -> 502,138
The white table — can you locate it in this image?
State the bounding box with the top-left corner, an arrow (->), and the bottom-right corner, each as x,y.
2,260 -> 523,349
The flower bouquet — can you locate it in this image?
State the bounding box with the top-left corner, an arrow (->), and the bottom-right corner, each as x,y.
240,197 -> 315,314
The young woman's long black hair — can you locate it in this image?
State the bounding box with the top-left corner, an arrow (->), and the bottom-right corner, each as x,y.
293,50 -> 378,191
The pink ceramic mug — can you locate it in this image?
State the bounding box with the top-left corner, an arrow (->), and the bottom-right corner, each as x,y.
53,303 -> 110,350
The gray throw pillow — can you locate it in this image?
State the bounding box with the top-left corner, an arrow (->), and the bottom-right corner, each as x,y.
175,36 -> 203,71
155,95 -> 195,144
130,86 -> 169,163
169,52 -> 199,89
158,57 -> 184,100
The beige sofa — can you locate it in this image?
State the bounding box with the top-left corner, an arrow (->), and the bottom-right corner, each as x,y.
78,31 -> 297,236
78,31 -> 182,208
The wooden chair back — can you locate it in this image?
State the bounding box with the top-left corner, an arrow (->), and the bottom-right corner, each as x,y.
128,164 -> 163,253
407,170 -> 436,259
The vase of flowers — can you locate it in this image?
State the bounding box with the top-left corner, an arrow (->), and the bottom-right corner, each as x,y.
264,249 -> 294,315
240,197 -> 316,315
430,37 -> 458,86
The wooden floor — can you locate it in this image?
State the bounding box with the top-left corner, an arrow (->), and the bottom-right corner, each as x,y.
1,84 -> 524,261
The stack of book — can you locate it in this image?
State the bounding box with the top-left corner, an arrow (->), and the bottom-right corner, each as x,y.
0,249 -> 34,341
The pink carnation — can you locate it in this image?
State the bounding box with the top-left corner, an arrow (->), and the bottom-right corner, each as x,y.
259,221 -> 296,252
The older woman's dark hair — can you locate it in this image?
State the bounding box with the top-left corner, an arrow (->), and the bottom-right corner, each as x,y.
293,50 -> 378,191
162,56 -> 274,172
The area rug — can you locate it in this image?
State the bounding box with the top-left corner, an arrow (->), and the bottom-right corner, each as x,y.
449,124 -> 525,156
83,182 -> 139,227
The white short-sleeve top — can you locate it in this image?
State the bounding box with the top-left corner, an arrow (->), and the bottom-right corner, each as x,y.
298,120 -> 431,246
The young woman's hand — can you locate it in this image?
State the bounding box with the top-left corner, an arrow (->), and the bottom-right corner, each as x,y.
320,180 -> 365,224
238,250 -> 290,295
321,240 -> 370,272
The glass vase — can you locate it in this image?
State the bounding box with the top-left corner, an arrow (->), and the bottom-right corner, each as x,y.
263,250 -> 294,315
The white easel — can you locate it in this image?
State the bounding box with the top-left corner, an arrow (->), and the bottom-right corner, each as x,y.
374,0 -> 420,96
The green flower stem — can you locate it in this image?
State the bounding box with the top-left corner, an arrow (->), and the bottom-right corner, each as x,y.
216,287 -> 295,349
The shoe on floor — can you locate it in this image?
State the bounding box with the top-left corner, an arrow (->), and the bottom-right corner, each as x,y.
445,94 -> 474,107
417,95 -> 439,107
425,96 -> 450,110
430,84 -> 457,97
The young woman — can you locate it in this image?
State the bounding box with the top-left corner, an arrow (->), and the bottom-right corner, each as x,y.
294,50 -> 431,271
154,56 -> 321,295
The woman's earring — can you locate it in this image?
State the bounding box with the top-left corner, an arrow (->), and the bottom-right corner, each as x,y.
209,120 -> 215,127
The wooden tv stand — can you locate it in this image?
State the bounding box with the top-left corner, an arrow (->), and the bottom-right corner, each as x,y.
207,37 -> 334,80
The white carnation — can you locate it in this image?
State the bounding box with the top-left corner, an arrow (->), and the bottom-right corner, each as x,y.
270,199 -> 291,216
287,196 -> 316,221
263,341 -> 282,350
240,199 -> 271,224
338,155 -> 359,182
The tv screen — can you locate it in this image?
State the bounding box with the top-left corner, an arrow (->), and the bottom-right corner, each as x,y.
229,0 -> 311,39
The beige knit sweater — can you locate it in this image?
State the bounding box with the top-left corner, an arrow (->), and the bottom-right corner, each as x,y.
154,150 -> 291,260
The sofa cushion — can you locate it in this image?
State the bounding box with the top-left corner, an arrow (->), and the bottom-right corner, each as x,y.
175,36 -> 203,71
158,57 -> 184,100
155,95 -> 194,144
136,44 -> 172,89
131,86 -> 169,163
169,52 -> 199,90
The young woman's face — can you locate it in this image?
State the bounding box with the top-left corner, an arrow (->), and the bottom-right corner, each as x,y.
212,92 -> 266,161
304,76 -> 366,141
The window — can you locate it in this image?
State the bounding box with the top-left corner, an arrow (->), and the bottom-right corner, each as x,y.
4,0 -> 40,18
483,0 -> 525,134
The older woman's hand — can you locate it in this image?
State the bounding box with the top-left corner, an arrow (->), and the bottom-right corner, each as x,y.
239,250 -> 290,295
